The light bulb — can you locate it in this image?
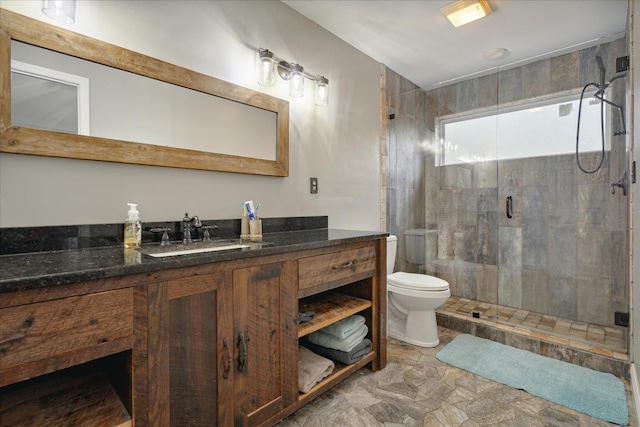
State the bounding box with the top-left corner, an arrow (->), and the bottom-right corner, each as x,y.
258,49 -> 275,87
315,76 -> 329,107
289,64 -> 304,98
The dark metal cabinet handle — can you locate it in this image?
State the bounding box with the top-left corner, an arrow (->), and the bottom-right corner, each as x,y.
237,332 -> 247,373
506,196 -> 513,219
223,337 -> 232,379
332,261 -> 354,269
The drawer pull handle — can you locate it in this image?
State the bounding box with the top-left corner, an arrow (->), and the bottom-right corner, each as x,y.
237,332 -> 247,373
332,261 -> 354,270
0,332 -> 26,345
223,337 -> 232,379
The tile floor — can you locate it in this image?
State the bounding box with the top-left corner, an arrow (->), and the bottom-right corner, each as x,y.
278,328 -> 636,426
439,296 -> 628,358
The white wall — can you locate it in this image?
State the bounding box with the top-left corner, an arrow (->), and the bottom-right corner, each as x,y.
0,0 -> 382,230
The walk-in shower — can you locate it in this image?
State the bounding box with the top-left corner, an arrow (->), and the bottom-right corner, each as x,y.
386,37 -> 629,357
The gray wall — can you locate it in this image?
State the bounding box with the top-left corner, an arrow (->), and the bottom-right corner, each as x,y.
387,38 -> 629,329
0,0 -> 382,230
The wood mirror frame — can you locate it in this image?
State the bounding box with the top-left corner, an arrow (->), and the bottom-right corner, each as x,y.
0,10 -> 289,176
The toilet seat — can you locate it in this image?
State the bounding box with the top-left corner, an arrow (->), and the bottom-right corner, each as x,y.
388,272 -> 449,291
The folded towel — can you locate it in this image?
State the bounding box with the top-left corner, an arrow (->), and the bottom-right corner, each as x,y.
298,345 -> 335,393
297,310 -> 316,324
307,323 -> 368,353
318,315 -> 366,340
304,338 -> 373,365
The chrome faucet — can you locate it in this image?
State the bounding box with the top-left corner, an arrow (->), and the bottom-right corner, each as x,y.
182,212 -> 202,244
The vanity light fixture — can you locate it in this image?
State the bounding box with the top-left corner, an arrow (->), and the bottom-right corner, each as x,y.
441,0 -> 491,27
42,0 -> 76,24
258,49 -> 276,86
258,48 -> 329,106
315,76 -> 329,107
288,63 -> 305,98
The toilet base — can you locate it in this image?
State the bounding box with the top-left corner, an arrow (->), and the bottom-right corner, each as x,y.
388,309 -> 440,348
388,328 -> 440,348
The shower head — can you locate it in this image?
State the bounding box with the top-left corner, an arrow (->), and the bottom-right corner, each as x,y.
595,55 -> 606,88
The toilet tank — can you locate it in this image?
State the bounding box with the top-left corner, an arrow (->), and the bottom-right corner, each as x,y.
386,235 -> 397,275
405,229 -> 437,265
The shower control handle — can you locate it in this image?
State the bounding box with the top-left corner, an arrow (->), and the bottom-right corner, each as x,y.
611,171 -> 627,196
506,196 -> 513,219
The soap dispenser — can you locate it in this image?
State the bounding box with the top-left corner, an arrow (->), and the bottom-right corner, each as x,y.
124,203 -> 142,248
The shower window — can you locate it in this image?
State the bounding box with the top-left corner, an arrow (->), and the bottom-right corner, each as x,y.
437,91 -> 608,166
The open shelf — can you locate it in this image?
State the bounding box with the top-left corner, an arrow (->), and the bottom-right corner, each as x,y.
0,368 -> 132,427
298,293 -> 372,338
297,351 -> 375,402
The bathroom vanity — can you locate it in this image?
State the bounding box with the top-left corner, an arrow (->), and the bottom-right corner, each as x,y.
0,227 -> 387,426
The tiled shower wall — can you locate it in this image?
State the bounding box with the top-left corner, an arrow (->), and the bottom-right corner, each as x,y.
384,37 -> 628,328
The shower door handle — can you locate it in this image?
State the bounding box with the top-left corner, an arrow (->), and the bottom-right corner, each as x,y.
506,196 -> 513,219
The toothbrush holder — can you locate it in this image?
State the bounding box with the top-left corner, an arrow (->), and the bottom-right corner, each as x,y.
240,216 -> 250,239
248,218 -> 262,241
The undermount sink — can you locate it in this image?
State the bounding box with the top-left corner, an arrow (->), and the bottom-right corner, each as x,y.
140,240 -> 252,258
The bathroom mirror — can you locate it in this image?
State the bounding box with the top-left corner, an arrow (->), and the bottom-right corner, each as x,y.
0,10 -> 289,176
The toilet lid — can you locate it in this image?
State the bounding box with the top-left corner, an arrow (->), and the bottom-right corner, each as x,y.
388,272 -> 449,291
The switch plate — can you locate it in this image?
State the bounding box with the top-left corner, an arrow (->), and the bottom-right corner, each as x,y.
310,177 -> 318,194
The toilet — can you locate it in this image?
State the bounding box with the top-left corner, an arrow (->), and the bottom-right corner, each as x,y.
387,233 -> 450,347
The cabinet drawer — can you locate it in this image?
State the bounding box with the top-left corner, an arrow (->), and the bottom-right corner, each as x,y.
299,245 -> 376,291
0,288 -> 134,371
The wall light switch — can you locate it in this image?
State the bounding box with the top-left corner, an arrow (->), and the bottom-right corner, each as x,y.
310,177 -> 318,194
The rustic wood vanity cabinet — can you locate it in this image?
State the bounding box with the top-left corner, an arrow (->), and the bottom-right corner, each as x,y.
139,260 -> 298,426
0,282 -> 136,426
0,233 -> 386,427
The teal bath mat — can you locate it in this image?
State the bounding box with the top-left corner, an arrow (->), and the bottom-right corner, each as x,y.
436,334 -> 628,425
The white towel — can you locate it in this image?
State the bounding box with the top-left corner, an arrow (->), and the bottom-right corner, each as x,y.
307,323 -> 368,353
298,345 -> 335,393
318,314 -> 366,340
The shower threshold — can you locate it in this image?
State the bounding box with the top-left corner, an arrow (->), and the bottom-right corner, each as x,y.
436,296 -> 629,378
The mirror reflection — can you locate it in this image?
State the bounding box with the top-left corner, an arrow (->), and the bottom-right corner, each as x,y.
12,41 -> 277,161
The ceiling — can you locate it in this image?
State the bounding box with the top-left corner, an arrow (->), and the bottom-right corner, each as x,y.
282,0 -> 629,89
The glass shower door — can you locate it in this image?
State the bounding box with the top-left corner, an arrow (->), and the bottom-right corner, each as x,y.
494,40 -> 629,351
435,83 -> 500,303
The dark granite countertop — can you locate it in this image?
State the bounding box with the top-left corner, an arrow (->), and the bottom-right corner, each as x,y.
0,229 -> 387,294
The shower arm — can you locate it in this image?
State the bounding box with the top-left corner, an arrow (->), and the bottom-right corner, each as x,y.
594,93 -> 622,109
593,73 -> 627,136
593,95 -> 626,136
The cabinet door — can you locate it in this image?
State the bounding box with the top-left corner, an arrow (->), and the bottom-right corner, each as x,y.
167,272 -> 234,426
232,261 -> 298,426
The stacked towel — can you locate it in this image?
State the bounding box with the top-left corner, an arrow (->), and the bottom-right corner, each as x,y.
304,338 -> 372,365
316,314 -> 365,339
307,315 -> 369,353
298,345 -> 334,393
